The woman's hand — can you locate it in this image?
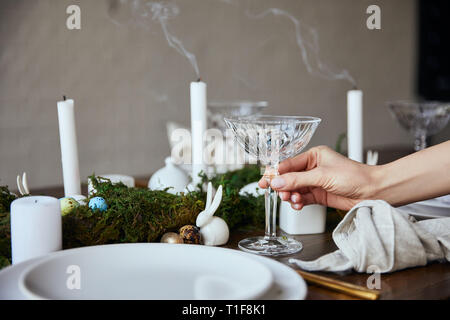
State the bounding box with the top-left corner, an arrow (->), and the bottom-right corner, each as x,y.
258,146 -> 378,211
258,141 -> 450,211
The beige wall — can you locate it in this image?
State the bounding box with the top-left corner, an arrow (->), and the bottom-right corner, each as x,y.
0,0 -> 426,189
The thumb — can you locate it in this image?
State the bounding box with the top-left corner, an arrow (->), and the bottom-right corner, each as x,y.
270,169 -> 322,191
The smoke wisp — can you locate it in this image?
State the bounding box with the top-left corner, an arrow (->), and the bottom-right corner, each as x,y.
108,1 -> 356,86
247,8 -> 356,87
109,0 -> 200,78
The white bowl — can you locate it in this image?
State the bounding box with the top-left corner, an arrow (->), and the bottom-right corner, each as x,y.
18,243 -> 273,300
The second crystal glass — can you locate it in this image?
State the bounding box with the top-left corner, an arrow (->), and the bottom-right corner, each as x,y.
224,115 -> 321,256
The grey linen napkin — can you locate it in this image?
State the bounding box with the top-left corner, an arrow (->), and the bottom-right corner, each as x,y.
289,200 -> 450,273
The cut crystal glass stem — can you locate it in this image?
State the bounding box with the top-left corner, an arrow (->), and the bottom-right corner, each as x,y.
264,186 -> 278,240
264,166 -> 279,240
414,129 -> 427,151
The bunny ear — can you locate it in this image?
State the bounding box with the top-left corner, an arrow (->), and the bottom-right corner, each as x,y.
206,185 -> 222,217
22,172 -> 30,195
372,151 -> 379,165
196,185 -> 223,228
205,182 -> 213,210
17,175 -> 25,196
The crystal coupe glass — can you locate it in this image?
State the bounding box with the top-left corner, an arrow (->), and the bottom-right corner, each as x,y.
388,101 -> 450,151
224,115 -> 321,256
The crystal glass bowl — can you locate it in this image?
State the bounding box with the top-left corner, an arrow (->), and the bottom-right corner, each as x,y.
388,101 -> 450,151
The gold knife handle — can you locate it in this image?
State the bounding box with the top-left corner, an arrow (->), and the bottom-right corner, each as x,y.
296,270 -> 380,300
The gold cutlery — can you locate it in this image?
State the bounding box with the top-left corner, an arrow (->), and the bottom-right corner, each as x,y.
296,269 -> 380,300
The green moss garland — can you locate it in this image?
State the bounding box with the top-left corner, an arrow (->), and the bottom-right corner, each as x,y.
0,186 -> 16,268
63,178 -> 205,248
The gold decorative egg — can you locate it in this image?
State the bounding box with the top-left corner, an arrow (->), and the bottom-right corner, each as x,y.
160,232 -> 184,244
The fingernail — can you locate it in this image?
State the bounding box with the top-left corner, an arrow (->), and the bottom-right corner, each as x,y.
293,204 -> 302,210
291,194 -> 299,203
271,177 -> 286,189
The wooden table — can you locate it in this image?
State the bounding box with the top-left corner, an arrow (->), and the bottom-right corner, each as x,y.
225,230 -> 450,300
32,175 -> 450,300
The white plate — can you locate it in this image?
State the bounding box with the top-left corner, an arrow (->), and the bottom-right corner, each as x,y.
398,202 -> 450,219
252,254 -> 307,300
415,198 -> 450,209
17,243 -> 273,300
0,244 -> 307,300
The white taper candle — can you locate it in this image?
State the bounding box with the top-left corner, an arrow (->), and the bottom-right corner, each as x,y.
57,98 -> 81,197
347,90 -> 363,162
190,81 -> 207,186
10,196 -> 62,264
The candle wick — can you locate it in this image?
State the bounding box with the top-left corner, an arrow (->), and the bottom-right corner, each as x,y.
63,95 -> 67,101
197,77 -> 201,82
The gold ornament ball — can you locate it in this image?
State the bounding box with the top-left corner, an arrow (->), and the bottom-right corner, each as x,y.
160,232 -> 184,244
179,225 -> 201,244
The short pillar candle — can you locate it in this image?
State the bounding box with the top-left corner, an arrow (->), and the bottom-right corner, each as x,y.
10,196 -> 62,264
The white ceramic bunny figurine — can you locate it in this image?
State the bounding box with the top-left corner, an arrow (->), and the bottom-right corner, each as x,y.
366,150 -> 379,166
196,182 -> 229,246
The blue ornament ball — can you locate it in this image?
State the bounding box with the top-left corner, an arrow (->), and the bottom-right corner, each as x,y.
89,197 -> 108,212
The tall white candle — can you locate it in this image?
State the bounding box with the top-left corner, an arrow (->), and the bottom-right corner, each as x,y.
190,81 -> 207,186
57,98 -> 81,196
347,90 -> 363,162
10,196 -> 62,264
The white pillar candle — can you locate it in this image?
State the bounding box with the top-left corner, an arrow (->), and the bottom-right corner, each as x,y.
10,196 -> 62,264
279,202 -> 326,235
57,98 -> 81,197
347,90 -> 363,162
190,81 -> 207,186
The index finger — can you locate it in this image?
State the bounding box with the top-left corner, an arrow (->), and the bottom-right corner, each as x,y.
278,151 -> 310,174
258,178 -> 269,188
259,149 -> 313,188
